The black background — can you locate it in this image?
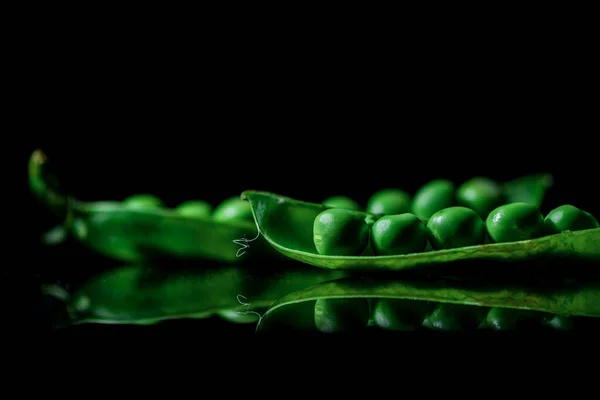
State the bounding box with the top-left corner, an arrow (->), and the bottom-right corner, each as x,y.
11,32 -> 599,339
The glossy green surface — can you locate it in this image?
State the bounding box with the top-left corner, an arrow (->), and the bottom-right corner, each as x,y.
411,179 -> 456,220
366,189 -> 411,215
486,202 -> 545,243
371,214 -> 427,255
313,209 -> 369,256
426,207 -> 485,250
322,196 -> 361,211
456,177 -> 504,218
242,190 -> 600,271
544,204 -> 599,234
256,275 -> 600,332
60,264 -> 346,325
28,149 -> 270,263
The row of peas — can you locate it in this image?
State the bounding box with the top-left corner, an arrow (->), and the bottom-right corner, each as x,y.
313,178 -> 598,256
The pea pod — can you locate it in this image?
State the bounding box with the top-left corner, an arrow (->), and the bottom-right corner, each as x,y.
48,264 -> 346,326
28,149 -> 272,263
256,275 -> 600,333
241,190 -> 600,271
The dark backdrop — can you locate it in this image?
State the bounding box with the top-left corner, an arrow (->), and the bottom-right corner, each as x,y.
14,53 -> 598,337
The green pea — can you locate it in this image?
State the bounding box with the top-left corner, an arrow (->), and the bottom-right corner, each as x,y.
212,197 -> 253,222
122,194 -> 164,210
412,179 -> 455,220
314,298 -> 370,333
174,200 -> 212,218
544,204 -> 599,234
373,299 -> 433,330
456,177 -> 504,218
486,202 -> 545,243
426,206 -> 485,250
322,195 -> 361,211
313,209 -> 370,256
370,213 -> 427,255
366,189 -> 411,215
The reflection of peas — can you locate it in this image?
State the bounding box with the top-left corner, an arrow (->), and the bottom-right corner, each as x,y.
544,204 -> 599,234
426,207 -> 485,250
456,177 -> 504,218
485,307 -> 531,330
322,196 -> 361,211
122,194 -> 164,210
422,303 -> 486,331
366,189 -> 411,215
313,209 -> 369,256
175,200 -> 212,218
486,202 -> 545,243
370,214 -> 428,255
372,299 -> 433,330
412,179 -> 455,220
212,197 -> 253,222
544,315 -> 573,330
314,298 -> 370,333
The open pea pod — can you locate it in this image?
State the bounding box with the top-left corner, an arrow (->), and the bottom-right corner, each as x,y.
48,264 -> 346,325
28,149 -> 271,263
256,275 -> 600,333
241,190 -> 600,271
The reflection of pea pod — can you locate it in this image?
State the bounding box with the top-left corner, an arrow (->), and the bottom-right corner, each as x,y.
256,276 -> 600,333
28,149 -> 271,263
61,265 -> 346,325
241,189 -> 599,271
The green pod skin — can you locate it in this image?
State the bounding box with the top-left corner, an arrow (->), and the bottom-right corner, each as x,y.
370,213 -> 428,255
314,298 -> 370,333
426,206 -> 485,250
322,196 -> 361,211
544,204 -> 599,234
212,197 -> 253,222
366,189 -> 411,215
372,299 -> 434,330
174,200 -> 212,218
122,194 -> 164,210
456,177 -> 504,218
412,179 -> 456,220
313,209 -> 370,256
486,202 -> 545,243
422,303 -> 487,331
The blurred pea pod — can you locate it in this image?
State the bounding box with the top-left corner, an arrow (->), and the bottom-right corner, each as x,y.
28,149 -> 274,263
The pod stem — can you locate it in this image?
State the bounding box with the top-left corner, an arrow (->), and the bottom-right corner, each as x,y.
28,149 -> 70,218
